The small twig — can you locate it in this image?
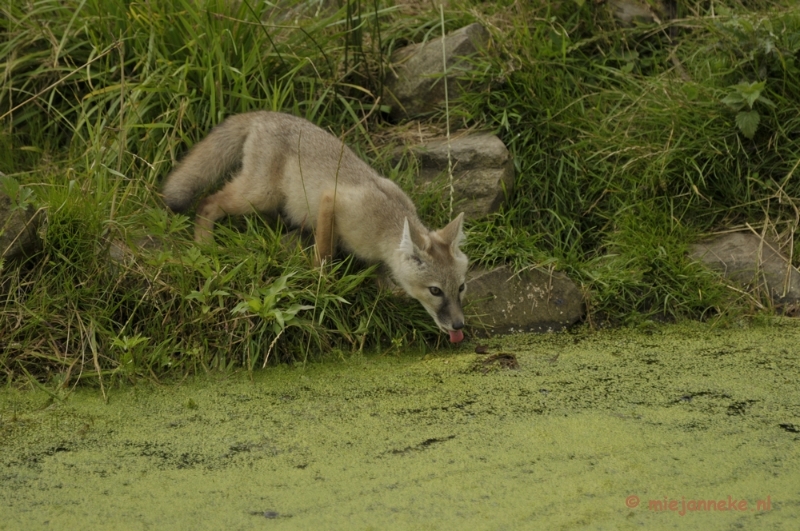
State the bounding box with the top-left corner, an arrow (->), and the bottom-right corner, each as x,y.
262,328 -> 284,369
89,326 -> 107,403
668,47 -> 691,82
725,284 -> 765,310
77,316 -> 107,402
440,5 -> 454,220
341,96 -> 382,139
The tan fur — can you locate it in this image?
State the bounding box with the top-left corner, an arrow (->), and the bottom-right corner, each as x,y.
315,190 -> 336,265
162,111 -> 469,336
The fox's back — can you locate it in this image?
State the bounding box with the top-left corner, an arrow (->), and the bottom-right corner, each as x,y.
252,112 -> 379,186
250,113 -> 417,246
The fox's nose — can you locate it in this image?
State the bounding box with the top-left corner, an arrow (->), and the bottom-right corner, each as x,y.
452,320 -> 464,330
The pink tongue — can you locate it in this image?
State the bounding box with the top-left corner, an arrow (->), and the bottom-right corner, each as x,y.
449,330 -> 464,343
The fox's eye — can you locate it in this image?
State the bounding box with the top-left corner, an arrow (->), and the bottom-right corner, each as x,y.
458,283 -> 465,293
429,287 -> 443,297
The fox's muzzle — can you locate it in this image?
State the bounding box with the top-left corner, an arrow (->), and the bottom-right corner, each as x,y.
436,298 -> 465,343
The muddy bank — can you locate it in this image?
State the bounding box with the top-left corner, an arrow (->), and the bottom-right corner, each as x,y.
2,321 -> 799,530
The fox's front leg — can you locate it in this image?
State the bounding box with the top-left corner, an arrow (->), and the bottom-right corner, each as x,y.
314,191 -> 336,266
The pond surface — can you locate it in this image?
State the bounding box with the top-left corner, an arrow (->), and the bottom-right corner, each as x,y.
2,321 -> 799,530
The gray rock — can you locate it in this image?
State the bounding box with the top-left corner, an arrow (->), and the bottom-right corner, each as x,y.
384,23 -> 490,120
107,235 -> 167,266
1,191 -> 41,261
609,0 -> 662,25
689,232 -> 800,307
465,265 -> 584,335
397,132 -> 514,219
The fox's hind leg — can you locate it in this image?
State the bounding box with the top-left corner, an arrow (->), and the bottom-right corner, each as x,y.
194,193 -> 228,244
314,190 -> 336,266
194,171 -> 282,244
193,138 -> 285,244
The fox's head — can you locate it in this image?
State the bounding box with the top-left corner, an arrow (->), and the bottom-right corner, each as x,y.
393,213 -> 469,343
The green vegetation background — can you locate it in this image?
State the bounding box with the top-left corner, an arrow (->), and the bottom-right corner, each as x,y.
1,0 -> 799,384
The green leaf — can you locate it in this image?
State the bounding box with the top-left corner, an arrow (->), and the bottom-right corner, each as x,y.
183,247 -> 209,269
721,93 -> 744,110
682,84 -> 699,101
756,94 -> 776,108
0,176 -> 20,198
0,176 -> 33,210
734,81 -> 765,108
219,260 -> 247,284
736,110 -> 760,139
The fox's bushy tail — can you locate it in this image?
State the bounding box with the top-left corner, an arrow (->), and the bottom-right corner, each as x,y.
161,115 -> 250,212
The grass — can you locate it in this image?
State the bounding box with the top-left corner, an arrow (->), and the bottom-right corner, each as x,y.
459,0 -> 800,322
1,0 -> 799,384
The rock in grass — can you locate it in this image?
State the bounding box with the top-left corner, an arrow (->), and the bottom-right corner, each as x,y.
395,132 -> 514,220
0,191 -> 41,261
689,232 -> 800,309
609,0 -> 666,26
107,234 -> 168,266
465,265 -> 584,335
384,23 -> 490,121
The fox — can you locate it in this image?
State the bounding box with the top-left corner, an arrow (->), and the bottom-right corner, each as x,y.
161,111 -> 468,342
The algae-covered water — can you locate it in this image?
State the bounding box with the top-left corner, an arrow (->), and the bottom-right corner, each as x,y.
2,321 -> 799,530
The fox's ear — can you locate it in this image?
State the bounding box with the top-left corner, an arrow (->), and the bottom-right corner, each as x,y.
399,217 -> 417,257
438,212 -> 465,249
399,217 -> 428,259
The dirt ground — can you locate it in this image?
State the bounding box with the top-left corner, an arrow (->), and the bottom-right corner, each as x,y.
2,321 -> 799,530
